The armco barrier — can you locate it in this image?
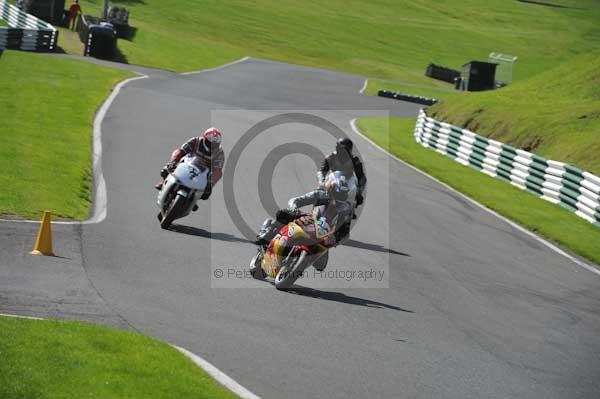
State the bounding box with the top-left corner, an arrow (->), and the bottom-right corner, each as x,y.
0,0 -> 57,51
414,109 -> 600,227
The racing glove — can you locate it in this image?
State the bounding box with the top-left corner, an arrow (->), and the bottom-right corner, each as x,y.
160,167 -> 170,179
167,161 -> 179,173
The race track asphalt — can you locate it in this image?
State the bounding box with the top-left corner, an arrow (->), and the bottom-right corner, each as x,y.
3,57 -> 600,398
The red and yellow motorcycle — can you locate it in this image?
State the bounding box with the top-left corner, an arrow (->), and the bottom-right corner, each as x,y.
249,206 -> 339,290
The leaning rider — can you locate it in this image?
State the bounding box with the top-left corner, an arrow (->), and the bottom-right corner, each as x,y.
318,137 -> 367,210
155,127 -> 225,201
255,174 -> 352,270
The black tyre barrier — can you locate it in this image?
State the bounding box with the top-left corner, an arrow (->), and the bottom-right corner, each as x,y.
77,14 -> 116,60
377,90 -> 438,106
425,63 -> 460,83
76,14 -> 98,44
85,24 -> 116,59
107,7 -> 131,39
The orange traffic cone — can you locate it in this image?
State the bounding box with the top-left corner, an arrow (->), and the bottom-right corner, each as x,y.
30,211 -> 55,256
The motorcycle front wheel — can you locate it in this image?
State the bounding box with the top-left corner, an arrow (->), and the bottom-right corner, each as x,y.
249,251 -> 266,280
274,250 -> 309,290
160,194 -> 186,229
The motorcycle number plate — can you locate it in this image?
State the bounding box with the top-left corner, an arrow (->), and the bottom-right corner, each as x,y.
188,165 -> 203,179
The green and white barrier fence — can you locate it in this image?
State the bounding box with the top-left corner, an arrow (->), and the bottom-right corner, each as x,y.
0,0 -> 57,51
414,109 -> 600,227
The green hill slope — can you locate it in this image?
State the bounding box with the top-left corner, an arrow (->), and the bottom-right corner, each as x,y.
79,0 -> 600,81
428,51 -> 600,174
0,51 -> 132,219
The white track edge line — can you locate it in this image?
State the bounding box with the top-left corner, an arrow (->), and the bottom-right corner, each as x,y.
2,57 -> 253,225
349,118 -> 600,276
181,56 -> 251,75
174,346 -> 262,399
87,75 -> 149,224
359,79 -> 368,94
0,74 -> 148,225
0,312 -> 44,320
0,313 -> 260,399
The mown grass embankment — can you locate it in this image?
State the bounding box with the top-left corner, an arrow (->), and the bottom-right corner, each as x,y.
428,51 -> 600,175
0,50 -> 132,219
0,316 -> 237,399
78,0 -> 600,79
356,117 -> 600,265
368,51 -> 600,175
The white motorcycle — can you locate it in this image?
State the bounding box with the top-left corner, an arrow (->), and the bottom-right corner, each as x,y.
156,154 -> 209,229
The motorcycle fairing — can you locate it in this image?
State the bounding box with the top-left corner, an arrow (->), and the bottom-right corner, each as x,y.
262,222 -> 310,278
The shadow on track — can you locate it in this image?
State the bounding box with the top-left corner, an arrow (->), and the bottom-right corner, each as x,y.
285,286 -> 414,313
170,224 -> 255,244
170,226 -> 409,255
342,239 -> 410,257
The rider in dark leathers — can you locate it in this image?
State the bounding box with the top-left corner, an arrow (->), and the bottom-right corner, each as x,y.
319,137 -> 367,208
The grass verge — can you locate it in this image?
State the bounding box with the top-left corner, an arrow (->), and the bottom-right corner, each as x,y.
0,316 -> 237,399
77,0 -> 600,77
368,51 -> 600,176
356,116 -> 600,265
428,51 -> 600,175
55,27 -> 85,55
0,50 -> 132,220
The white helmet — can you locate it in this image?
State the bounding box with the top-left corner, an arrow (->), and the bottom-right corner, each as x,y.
325,171 -> 349,202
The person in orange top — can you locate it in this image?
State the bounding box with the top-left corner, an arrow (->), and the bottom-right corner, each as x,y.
68,0 -> 81,30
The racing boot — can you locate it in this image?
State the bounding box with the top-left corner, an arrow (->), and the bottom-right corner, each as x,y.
255,218 -> 280,247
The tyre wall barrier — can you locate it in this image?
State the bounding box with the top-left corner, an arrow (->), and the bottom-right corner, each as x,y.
76,14 -> 97,45
414,109 -> 600,227
425,63 -> 460,83
106,6 -> 130,38
76,14 -> 116,59
0,0 -> 57,51
378,89 -> 438,106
